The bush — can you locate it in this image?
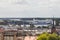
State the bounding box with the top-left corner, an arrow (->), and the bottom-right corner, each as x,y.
58,36 -> 60,40
37,32 -> 49,40
48,33 -> 58,40
37,32 -> 59,40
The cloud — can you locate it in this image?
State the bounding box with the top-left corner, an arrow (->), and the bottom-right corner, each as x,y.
0,0 -> 60,18
48,0 -> 60,17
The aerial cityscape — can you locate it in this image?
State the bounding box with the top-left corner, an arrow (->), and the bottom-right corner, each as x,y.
0,0 -> 60,40
0,18 -> 59,40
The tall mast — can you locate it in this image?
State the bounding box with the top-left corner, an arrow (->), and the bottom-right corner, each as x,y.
52,16 -> 54,28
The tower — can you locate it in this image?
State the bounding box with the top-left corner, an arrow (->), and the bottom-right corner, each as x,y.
51,17 -> 56,33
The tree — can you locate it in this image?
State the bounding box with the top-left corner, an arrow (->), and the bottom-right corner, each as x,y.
55,19 -> 59,26
48,33 -> 58,40
30,23 -> 35,30
37,32 -> 49,40
37,32 -> 59,40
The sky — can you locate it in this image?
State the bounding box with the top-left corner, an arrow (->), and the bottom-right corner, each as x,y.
0,0 -> 60,18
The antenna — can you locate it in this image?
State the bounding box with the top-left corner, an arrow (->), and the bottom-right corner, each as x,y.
52,16 -> 54,28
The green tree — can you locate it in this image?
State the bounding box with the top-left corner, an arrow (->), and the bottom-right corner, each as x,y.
48,33 -> 58,40
37,32 -> 49,40
37,32 -> 59,40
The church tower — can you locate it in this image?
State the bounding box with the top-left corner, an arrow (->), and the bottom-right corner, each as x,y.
51,17 -> 56,33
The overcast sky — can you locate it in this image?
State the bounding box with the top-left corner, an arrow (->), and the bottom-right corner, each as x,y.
0,0 -> 60,18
